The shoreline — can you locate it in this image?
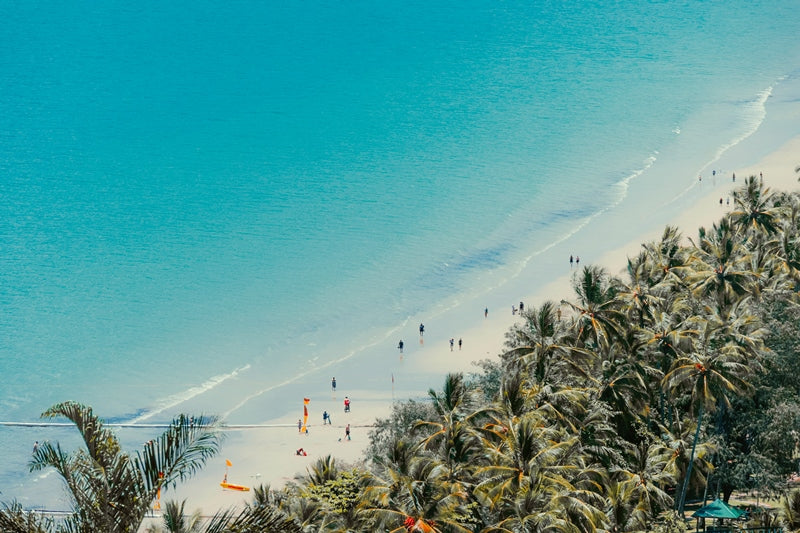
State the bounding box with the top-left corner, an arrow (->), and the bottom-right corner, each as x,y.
11,77 -> 800,518
159,124 -> 800,516
18,137 -> 800,518
16,129 -> 800,521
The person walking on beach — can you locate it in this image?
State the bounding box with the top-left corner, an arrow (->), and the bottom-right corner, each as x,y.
458,338 -> 462,350
419,323 -> 425,336
576,256 -> 580,266
449,338 -> 454,351
297,419 -> 302,432
484,307 -> 488,318
323,411 -> 331,425
398,340 -> 404,353
331,377 -> 336,392
570,255 -> 574,267
344,396 -> 351,413
32,441 -> 39,454
519,301 -> 524,312
345,423 -> 351,441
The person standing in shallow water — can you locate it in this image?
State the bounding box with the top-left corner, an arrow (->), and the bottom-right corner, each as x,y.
419,323 -> 424,336
398,340 -> 404,353
331,377 -> 336,392
570,255 -> 574,267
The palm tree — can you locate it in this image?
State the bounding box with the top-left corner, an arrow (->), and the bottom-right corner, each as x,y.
617,250 -> 662,328
481,488 -> 570,533
361,451 -> 472,533
642,225 -> 691,292
145,500 -> 202,533
426,373 -> 476,421
28,401 -> 221,533
663,327 -> 752,514
596,341 -> 654,443
766,227 -> 800,291
475,411 -> 558,506
779,489 -> 800,531
639,300 -> 697,427
562,265 -> 625,355
502,301 -> 573,384
200,503 -> 303,533
482,370 -> 590,448
302,454 -> 340,486
662,422 -> 716,510
688,217 -> 755,308
0,501 -> 53,533
578,399 -> 630,469
729,175 -> 781,237
607,437 -> 675,531
474,405 -> 607,531
414,375 -> 484,472
278,497 -> 327,533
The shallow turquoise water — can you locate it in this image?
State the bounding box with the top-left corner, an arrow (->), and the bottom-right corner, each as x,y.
2,0 -> 800,504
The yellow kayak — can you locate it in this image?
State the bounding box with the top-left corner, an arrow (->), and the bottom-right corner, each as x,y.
220,482 -> 250,492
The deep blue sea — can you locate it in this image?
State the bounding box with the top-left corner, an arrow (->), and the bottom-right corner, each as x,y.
2,0 -> 800,506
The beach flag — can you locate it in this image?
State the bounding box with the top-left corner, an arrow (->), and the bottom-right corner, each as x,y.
154,471 -> 163,510
302,397 -> 310,432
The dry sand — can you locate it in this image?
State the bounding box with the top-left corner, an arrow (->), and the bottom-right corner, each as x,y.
149,133 -> 799,524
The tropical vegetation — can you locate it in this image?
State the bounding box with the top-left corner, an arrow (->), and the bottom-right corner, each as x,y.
5,176 -> 800,532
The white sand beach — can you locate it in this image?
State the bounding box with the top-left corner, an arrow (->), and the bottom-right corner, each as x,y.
154,116 -> 800,520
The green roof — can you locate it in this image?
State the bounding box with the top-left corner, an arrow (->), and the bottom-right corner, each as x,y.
692,499 -> 747,519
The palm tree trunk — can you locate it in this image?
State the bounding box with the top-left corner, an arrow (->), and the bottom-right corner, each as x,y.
678,406 -> 704,515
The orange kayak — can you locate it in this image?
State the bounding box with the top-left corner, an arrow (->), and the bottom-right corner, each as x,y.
220,482 -> 250,492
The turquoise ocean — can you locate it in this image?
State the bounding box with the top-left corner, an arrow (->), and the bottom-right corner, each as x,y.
2,0 -> 800,506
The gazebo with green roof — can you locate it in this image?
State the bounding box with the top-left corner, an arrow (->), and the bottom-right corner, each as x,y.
693,498 -> 747,520
692,499 -> 747,533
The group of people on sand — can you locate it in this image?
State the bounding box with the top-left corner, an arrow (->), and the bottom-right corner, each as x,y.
569,254 -> 580,268
294,379 -> 353,456
397,322 -> 465,355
